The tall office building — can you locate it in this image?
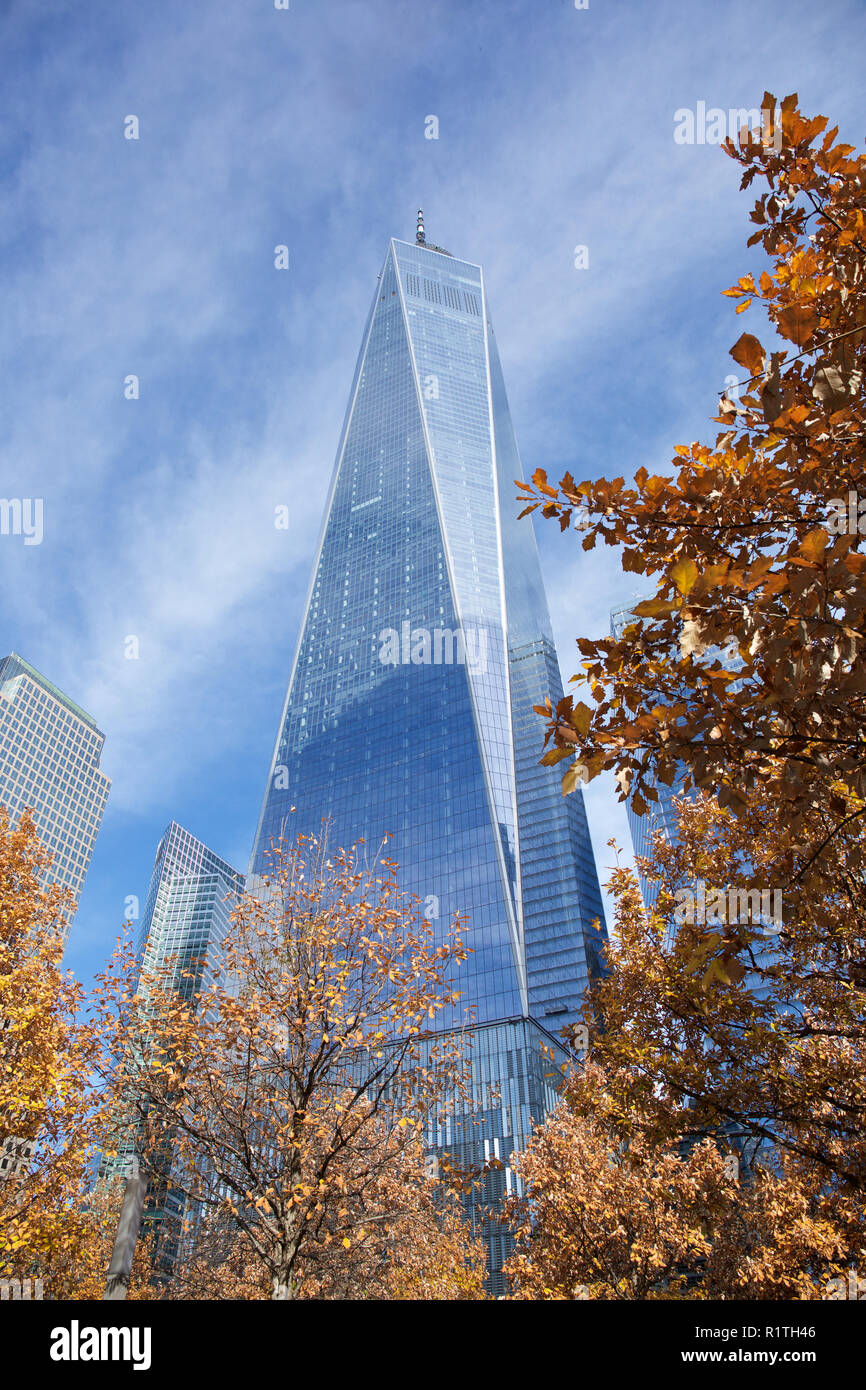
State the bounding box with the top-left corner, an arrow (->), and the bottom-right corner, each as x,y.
249,218 -> 608,1288
0,652 -> 110,938
134,821 -> 245,997
104,822 -> 245,1262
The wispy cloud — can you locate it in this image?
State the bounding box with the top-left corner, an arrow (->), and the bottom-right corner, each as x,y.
1,0 -> 862,976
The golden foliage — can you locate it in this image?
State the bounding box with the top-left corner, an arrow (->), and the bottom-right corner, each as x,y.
0,808 -> 138,1296
520,93 -> 866,854
505,789 -> 866,1299
120,832 -> 482,1299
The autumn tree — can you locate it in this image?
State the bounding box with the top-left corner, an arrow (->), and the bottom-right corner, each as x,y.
47,1182 -> 158,1301
520,93 -> 866,858
0,807 -> 138,1298
161,1134 -> 486,1301
505,1073 -> 734,1300
121,831 -> 480,1300
505,788 -> 866,1299
505,1066 -> 859,1301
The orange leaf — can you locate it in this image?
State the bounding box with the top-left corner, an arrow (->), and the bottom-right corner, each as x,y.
568,701 -> 593,737
776,304 -> 819,347
730,332 -> 765,377
798,528 -> 828,562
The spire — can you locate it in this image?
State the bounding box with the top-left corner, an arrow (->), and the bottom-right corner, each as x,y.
412,209 -> 452,257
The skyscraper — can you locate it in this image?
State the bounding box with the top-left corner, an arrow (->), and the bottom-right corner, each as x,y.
249,219 -> 608,1288
0,652 -> 110,939
134,821 -> 245,996
104,822 -> 245,1260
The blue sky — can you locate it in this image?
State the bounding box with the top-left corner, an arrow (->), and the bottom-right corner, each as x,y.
1,0 -> 863,988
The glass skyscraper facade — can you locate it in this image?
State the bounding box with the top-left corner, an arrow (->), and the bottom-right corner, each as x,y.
250,228 -> 608,1289
104,822 -> 246,1261
0,651 -> 110,940
134,820 -> 245,998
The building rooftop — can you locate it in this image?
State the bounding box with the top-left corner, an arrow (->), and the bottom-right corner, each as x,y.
0,652 -> 103,734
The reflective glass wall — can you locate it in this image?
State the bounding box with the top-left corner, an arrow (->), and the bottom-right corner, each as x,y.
250,235 -> 610,1288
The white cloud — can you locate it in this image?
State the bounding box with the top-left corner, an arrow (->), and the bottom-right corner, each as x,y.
1,0 -> 862,974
